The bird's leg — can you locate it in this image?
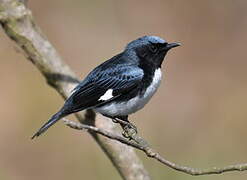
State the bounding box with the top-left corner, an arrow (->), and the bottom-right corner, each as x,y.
102,114 -> 138,140
103,115 -> 149,146
111,117 -> 130,127
114,116 -> 149,147
115,116 -> 138,140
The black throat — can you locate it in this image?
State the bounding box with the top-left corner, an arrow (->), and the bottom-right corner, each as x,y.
138,55 -> 158,96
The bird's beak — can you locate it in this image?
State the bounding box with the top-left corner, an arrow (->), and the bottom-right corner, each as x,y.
166,42 -> 181,50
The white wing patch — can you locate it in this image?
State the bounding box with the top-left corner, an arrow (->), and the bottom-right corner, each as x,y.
95,68 -> 162,116
99,89 -> 114,101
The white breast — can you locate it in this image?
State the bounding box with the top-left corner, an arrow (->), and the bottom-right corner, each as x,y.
95,68 -> 162,117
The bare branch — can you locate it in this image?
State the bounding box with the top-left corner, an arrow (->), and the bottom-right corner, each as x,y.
63,119 -> 247,176
0,0 -> 150,180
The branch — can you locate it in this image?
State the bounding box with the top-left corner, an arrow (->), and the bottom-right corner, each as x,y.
0,1 -> 150,180
64,119 -> 247,176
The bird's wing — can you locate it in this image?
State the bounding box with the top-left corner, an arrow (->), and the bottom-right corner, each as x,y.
65,65 -> 144,112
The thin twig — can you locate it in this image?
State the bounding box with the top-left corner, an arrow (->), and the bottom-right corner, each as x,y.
63,118 -> 247,176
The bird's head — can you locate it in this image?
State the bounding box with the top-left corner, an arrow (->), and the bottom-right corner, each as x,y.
125,36 -> 180,67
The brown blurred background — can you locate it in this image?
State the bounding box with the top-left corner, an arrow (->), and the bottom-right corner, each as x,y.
1,0 -> 247,179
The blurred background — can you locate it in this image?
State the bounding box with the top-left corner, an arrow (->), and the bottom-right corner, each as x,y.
1,0 -> 247,179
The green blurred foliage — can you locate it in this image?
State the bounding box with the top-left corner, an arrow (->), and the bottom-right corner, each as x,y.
1,0 -> 247,179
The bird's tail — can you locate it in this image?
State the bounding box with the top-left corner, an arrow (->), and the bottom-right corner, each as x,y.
31,109 -> 67,139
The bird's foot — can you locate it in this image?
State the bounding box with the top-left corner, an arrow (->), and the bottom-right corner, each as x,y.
122,124 -> 149,147
111,117 -> 149,146
111,118 -> 138,140
122,123 -> 138,140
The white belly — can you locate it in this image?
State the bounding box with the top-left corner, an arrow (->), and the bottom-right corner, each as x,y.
95,68 -> 162,116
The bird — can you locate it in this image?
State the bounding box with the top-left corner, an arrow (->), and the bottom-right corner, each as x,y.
31,35 -> 180,139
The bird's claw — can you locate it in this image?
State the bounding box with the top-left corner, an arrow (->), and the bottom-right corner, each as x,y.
111,117 -> 138,140
122,123 -> 138,140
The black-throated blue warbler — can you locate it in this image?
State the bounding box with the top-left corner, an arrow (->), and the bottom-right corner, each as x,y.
32,36 -> 180,139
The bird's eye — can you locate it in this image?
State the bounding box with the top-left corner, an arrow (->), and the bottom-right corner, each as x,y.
149,44 -> 158,53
